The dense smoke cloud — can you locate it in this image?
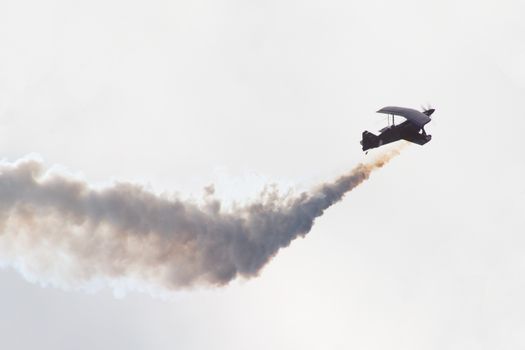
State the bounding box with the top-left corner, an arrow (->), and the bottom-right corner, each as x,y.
0,148 -> 401,293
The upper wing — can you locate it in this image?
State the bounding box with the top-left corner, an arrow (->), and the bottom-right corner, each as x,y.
377,106 -> 431,128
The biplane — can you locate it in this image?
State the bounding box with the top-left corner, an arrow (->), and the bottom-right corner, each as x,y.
361,106 -> 435,152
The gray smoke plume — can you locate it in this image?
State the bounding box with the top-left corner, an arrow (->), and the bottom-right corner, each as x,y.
0,148 -> 402,293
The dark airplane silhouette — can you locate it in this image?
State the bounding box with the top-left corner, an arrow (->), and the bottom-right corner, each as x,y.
361,106 -> 435,152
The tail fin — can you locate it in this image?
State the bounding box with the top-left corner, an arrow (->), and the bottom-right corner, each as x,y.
360,130 -> 379,151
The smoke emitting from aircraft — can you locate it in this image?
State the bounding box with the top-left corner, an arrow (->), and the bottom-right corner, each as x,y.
0,147 -> 402,294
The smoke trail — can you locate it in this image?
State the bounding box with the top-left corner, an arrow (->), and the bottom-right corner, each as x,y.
0,147 -> 402,292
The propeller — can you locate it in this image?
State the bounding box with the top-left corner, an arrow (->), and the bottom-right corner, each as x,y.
421,103 -> 435,118
421,103 -> 438,130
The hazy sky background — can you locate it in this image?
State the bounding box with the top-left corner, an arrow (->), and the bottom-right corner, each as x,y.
0,0 -> 524,349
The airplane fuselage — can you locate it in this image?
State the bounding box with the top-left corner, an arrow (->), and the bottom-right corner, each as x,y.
361,120 -> 431,151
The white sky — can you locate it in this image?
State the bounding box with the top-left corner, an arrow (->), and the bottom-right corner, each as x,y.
0,0 -> 524,349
